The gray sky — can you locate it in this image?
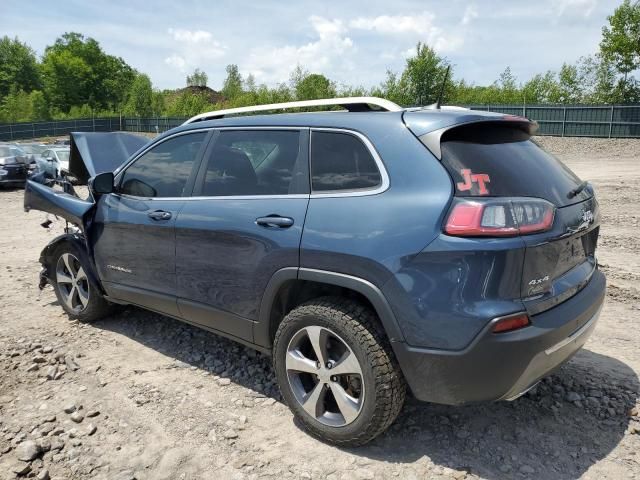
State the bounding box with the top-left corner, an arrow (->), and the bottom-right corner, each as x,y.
0,0 -> 622,91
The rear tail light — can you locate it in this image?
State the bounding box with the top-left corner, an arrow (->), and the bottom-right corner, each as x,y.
444,197 -> 555,237
492,313 -> 530,333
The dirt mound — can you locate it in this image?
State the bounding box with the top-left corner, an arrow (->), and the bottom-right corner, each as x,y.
167,85 -> 225,104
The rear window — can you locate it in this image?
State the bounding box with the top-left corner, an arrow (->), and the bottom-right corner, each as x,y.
311,131 -> 381,192
435,123 -> 589,207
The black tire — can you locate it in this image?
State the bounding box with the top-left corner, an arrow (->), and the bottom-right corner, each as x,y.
50,242 -> 112,322
273,296 -> 406,446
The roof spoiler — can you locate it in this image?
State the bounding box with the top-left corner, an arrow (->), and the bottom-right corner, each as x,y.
418,117 -> 538,160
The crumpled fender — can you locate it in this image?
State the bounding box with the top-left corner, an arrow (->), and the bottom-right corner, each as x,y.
38,233 -> 104,294
24,180 -> 94,230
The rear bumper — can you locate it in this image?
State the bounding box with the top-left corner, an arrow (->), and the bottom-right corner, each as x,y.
393,269 -> 606,405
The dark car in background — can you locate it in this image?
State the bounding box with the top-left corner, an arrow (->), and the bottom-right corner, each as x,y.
0,144 -> 29,187
24,97 -> 605,446
11,143 -> 47,174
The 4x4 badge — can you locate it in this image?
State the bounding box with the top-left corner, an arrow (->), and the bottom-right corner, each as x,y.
457,169 -> 491,195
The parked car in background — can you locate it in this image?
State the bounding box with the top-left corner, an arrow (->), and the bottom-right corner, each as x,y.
36,147 -> 71,177
24,97 -> 605,446
54,138 -> 70,146
0,144 -> 29,187
15,143 -> 48,173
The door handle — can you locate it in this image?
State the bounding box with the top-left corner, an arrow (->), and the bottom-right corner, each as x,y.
148,210 -> 172,221
256,215 -> 294,228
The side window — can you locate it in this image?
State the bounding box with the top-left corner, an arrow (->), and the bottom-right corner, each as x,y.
199,130 -> 303,196
120,132 -> 206,198
311,131 -> 382,192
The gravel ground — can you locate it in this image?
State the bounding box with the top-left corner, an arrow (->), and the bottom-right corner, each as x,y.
0,136 -> 639,480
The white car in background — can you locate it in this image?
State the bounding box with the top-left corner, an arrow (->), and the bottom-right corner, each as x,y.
39,148 -> 71,176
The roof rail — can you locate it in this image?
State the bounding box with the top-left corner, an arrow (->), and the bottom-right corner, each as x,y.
183,97 -> 403,124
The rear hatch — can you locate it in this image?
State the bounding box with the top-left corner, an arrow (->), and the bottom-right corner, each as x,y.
416,119 -> 599,315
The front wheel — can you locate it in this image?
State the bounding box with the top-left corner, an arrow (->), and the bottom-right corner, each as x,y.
273,297 -> 406,446
51,243 -> 112,322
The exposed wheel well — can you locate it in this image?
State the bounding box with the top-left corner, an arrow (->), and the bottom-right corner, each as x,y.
268,279 -> 381,343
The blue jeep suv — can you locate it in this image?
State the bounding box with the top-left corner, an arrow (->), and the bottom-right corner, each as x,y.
24,98 -> 605,446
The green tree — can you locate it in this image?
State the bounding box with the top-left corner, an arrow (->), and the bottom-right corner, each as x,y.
186,68 -> 208,87
600,0 -> 640,100
522,72 -> 558,104
497,67 -> 520,102
124,74 -> 154,117
41,32 -> 135,113
553,63 -> 583,103
371,70 -> 406,104
295,73 -> 336,100
41,49 -> 93,111
577,54 -> 629,103
0,87 -> 30,122
244,74 -> 257,93
165,89 -> 214,117
29,90 -> 49,120
151,90 -> 165,117
0,36 -> 41,100
401,42 -> 452,105
221,64 -> 243,100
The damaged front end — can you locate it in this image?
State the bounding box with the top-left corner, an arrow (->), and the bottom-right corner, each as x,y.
24,179 -> 94,228
25,131 -> 149,290
25,179 -> 97,291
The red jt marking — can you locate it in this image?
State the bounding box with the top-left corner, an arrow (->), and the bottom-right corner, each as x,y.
457,169 -> 491,195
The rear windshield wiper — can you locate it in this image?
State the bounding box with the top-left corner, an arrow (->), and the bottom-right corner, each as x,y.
567,181 -> 589,199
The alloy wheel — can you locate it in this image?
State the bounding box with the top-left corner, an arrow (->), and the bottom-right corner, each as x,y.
55,253 -> 89,313
286,326 -> 365,427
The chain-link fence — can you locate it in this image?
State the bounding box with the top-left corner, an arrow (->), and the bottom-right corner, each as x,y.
0,116 -> 188,142
3,105 -> 640,142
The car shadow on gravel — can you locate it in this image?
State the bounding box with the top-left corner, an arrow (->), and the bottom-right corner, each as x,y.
354,349 -> 639,479
91,307 -> 638,480
91,307 -> 284,398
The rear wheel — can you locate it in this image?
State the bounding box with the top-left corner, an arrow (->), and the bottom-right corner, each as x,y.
51,243 -> 112,322
273,297 -> 406,446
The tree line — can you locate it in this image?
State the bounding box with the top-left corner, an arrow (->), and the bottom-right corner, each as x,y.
1,0 -> 639,124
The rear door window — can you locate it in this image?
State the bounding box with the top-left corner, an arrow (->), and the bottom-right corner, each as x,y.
436,123 -> 590,207
196,130 -> 307,196
310,131 -> 382,192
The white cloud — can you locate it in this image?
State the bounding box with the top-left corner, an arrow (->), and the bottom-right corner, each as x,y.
164,28 -> 227,73
462,5 -> 479,25
245,16 -> 355,83
165,54 -> 186,70
403,46 -> 417,58
350,12 -> 436,35
552,0 -> 598,18
349,12 -> 464,53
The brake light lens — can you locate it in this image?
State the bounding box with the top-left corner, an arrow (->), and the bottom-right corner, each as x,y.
492,313 -> 530,333
444,197 -> 555,237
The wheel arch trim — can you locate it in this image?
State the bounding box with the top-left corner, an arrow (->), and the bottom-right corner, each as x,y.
39,233 -> 104,294
254,267 -> 405,348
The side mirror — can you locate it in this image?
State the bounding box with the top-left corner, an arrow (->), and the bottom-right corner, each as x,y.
90,172 -> 115,195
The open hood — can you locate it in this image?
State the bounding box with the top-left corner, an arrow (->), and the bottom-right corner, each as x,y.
69,132 -> 149,184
